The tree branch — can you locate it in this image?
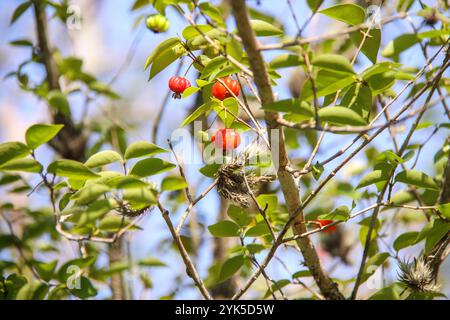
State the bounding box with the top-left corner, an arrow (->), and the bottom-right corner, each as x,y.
32,0 -> 86,161
230,0 -> 344,300
156,200 -> 213,300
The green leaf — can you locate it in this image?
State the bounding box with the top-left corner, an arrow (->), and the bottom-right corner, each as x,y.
375,150 -> 405,164
361,62 -> 401,80
84,150 -> 122,168
312,54 -> 354,74
198,2 -> 225,27
16,281 -> 48,300
196,79 -> 210,87
425,220 -> 450,253
47,160 -> 100,180
34,260 -> 58,282
131,0 -> 151,10
99,215 -> 132,232
161,176 -> 188,191
438,203 -> 450,219
311,162 -> 324,180
88,81 -> 120,99
25,124 -> 63,149
75,199 -> 112,226
181,86 -> 200,98
318,206 -> 350,221
262,99 -> 313,116
0,142 -> 30,165
201,56 -> 228,80
69,276 -> 97,299
129,158 -> 175,177
249,19 -> 283,37
301,70 -> 355,100
214,64 -> 241,80
138,257 -> 167,267
124,141 -> 167,160
341,83 -> 372,118
397,0 -> 415,12
9,38 -> 33,47
269,54 -> 304,69
307,0 -> 321,11
292,270 -> 312,278
356,170 -> 389,189
394,170 -> 439,190
319,4 -> 365,25
393,231 -> 419,252
123,187 -> 156,209
227,205 -> 252,227
199,163 -> 221,178
361,252 -> 390,283
359,217 -> 381,246
71,183 -> 110,205
263,279 -> 291,299
256,194 -> 278,214
182,25 -> 214,40
318,106 -> 367,126
246,244 -> 267,254
208,220 -> 240,237
418,29 -> 450,39
180,102 -> 211,127
219,255 -> 244,282
144,37 -> 182,69
369,285 -> 400,300
350,28 -> 381,63
245,222 -> 271,237
11,1 -> 32,24
0,158 -> 42,173
390,189 -> 415,205
106,176 -> 149,189
215,98 -> 238,127
381,34 -> 419,59
58,256 -> 96,283
47,90 -> 71,116
149,43 -> 185,80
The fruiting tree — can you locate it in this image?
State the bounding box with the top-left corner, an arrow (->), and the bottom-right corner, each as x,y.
0,0 -> 449,300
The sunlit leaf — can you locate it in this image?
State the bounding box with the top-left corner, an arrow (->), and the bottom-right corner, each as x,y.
25,124 -> 64,149
319,4 -> 365,25
84,150 -> 122,168
394,170 -> 439,190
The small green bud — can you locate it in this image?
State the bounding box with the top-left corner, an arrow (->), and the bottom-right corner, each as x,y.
145,14 -> 170,33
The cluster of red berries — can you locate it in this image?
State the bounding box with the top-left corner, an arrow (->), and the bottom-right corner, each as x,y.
168,76 -> 242,151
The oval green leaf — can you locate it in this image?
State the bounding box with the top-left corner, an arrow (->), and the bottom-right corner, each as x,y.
129,158 -> 175,177
85,150 -> 122,168
25,124 -> 64,149
319,4 -> 365,25
0,142 -> 30,165
47,160 -> 100,179
208,220 -> 240,237
249,19 -> 283,37
124,141 -> 167,160
394,170 -> 439,190
318,106 -> 367,126
0,158 -> 43,173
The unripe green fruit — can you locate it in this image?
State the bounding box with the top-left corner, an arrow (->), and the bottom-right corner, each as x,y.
146,14 -> 169,33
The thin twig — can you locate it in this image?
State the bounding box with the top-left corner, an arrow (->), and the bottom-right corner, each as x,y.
156,199 -> 213,300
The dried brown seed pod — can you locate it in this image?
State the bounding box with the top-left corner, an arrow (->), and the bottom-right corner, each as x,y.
216,158 -> 272,208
